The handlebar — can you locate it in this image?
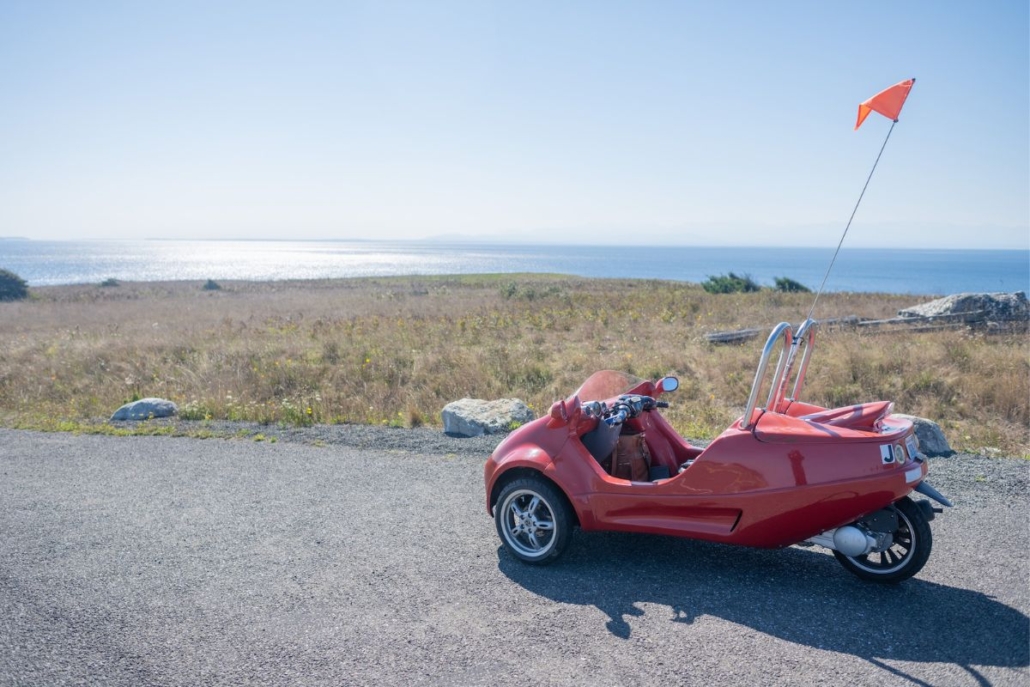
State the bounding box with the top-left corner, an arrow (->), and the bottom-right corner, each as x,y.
599,395 -> 668,426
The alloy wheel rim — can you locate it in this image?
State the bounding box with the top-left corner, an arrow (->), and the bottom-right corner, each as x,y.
501,489 -> 557,557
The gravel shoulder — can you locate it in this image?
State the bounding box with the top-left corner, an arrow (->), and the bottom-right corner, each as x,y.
0,427 -> 1026,686
166,418 -> 506,457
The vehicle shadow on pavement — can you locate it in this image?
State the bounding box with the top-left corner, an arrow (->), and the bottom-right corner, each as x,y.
496,532 -> 1028,678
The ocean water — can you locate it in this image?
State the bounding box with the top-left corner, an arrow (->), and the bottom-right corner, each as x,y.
2,239 -> 1027,296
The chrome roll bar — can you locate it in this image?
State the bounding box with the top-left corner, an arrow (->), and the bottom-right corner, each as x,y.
741,319 -> 818,431
742,322 -> 792,430
788,318 -> 817,402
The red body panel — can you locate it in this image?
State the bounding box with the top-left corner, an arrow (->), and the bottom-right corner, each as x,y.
485,374 -> 926,550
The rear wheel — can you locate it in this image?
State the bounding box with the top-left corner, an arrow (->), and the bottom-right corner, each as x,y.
495,477 -> 573,565
833,497 -> 932,583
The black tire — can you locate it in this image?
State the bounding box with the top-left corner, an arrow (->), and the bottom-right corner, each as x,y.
833,496 -> 932,583
494,477 -> 573,565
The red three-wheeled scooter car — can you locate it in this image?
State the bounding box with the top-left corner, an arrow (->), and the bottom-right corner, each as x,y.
485,319 -> 952,583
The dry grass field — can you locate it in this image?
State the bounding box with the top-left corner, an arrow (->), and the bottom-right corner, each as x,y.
1,276 -> 1026,456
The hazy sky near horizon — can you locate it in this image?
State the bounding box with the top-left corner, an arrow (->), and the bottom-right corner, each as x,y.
1,1 -> 1027,249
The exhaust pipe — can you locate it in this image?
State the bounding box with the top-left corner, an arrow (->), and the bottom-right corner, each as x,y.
832,525 -> 878,557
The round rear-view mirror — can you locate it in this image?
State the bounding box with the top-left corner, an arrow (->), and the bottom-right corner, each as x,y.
659,377 -> 679,393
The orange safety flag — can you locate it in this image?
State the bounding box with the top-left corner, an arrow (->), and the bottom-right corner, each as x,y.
855,78 -> 916,130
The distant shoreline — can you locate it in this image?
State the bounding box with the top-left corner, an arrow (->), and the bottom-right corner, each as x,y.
5,240 -> 1028,294
19,272 -> 1028,301
19,274 -> 926,299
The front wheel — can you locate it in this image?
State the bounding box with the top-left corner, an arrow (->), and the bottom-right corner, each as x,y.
833,496 -> 932,584
495,477 -> 573,565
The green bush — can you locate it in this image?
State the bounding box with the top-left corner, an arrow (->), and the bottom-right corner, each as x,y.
203,279 -> 222,291
701,272 -> 760,294
0,268 -> 28,301
774,277 -> 811,293
100,278 -> 120,287
499,281 -> 561,300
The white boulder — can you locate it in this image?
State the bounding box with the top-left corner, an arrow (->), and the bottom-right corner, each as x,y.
111,398 -> 178,421
441,398 -> 535,437
898,291 -> 1028,322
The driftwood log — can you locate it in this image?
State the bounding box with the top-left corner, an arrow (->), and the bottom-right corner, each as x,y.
706,292 -> 1028,344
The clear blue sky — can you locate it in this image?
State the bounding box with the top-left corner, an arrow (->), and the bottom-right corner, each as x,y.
1,1 -> 1027,248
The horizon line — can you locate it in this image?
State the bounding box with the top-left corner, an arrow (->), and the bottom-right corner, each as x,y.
2,236 -> 1027,252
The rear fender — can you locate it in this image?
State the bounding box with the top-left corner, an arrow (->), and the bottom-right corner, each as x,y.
798,401 -> 894,431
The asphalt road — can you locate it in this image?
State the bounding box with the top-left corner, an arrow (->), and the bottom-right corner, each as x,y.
1,429 -> 1026,686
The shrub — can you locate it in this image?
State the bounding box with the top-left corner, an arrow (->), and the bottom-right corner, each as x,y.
203,279 -> 222,291
774,277 -> 811,293
701,272 -> 761,294
0,268 -> 28,301
100,278 -> 120,287
499,281 -> 561,300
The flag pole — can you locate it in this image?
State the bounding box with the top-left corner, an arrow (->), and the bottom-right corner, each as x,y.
806,118 -> 898,323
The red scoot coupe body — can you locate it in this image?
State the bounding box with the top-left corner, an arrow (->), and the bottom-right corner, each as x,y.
485,320 -> 951,583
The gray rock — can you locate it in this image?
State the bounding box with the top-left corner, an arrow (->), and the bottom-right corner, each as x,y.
894,414 -> 953,456
111,398 -> 179,421
441,398 -> 535,438
898,291 -> 1029,322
